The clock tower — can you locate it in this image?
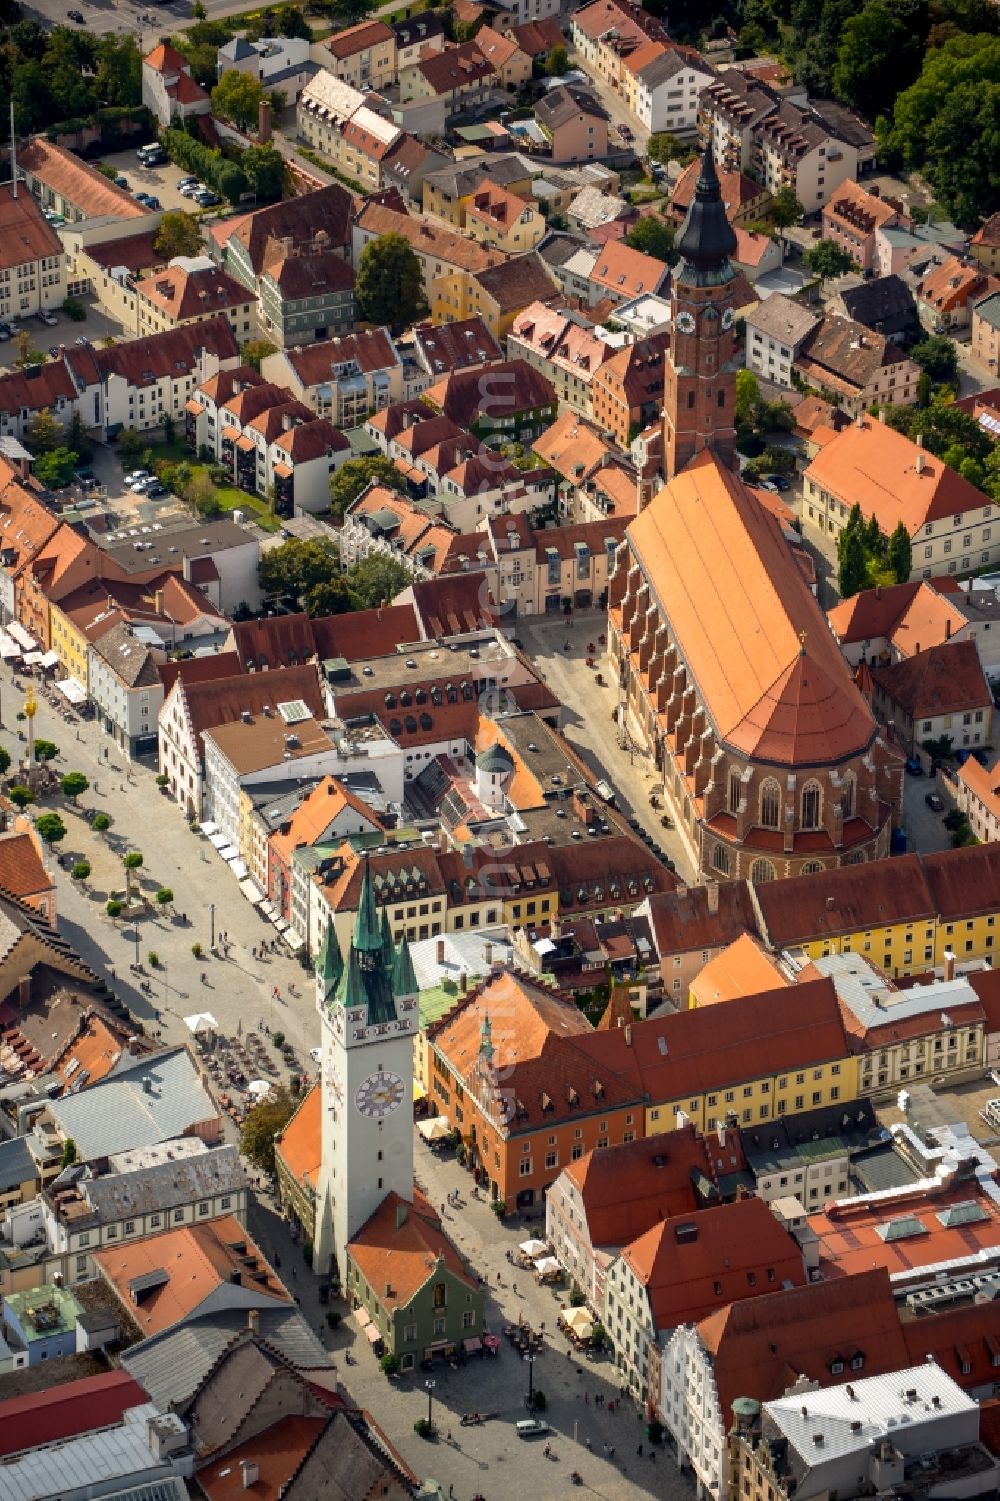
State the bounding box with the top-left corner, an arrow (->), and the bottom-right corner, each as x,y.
663,144 -> 740,481
313,857 -> 418,1278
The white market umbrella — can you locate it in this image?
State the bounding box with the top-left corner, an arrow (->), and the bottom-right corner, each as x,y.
184,1012 -> 219,1035
417,1116 -> 451,1143
533,1256 -> 561,1275
247,1079 -> 272,1098
520,1238 -> 547,1257
563,1306 -> 594,1338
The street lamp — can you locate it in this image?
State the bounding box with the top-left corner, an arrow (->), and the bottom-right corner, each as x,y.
209,903 -> 216,950
523,1352 -> 535,1411
425,1378 -> 436,1429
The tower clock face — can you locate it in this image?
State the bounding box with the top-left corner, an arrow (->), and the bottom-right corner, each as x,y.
355,1070 -> 405,1119
325,1059 -> 344,1105
721,307 -> 735,330
675,311 -> 695,334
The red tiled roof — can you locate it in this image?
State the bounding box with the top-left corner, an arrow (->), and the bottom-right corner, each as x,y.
622,1196 -> 806,1330
0,1370 -> 148,1458
810,1181 -> 1000,1280
325,18 -> 394,58
872,639 -> 990,720
197,1415 -> 327,1501
699,1267 -> 908,1432
18,138 -> 148,221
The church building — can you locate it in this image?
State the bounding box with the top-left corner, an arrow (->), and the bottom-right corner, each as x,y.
609,149 -> 902,883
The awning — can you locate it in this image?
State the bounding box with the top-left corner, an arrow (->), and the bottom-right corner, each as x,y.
463,1336 -> 482,1354
354,1307 -> 371,1329
7,622 -> 36,651
199,821 -> 218,836
363,1322 -> 381,1346
184,1011 -> 218,1035
208,832 -> 228,849
240,877 -> 265,905
534,1256 -> 560,1275
272,917 -> 288,933
57,677 -> 86,704
260,900 -> 277,919
22,651 -> 44,665
284,929 -> 303,950
218,845 -> 239,861
39,650 -> 59,669
483,1334 -> 501,1351
0,633 -> 18,659
228,857 -> 249,880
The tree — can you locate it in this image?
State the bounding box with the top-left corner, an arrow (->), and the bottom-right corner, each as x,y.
240,1085 -> 297,1173
838,524 -> 869,597
212,69 -> 265,130
14,330 -> 42,369
910,334 -> 960,387
803,240 -> 857,282
60,1137 -> 77,1168
117,428 -> 145,459
189,470 -> 222,518
35,813 -> 67,845
60,771 -> 89,804
305,576 -> 353,617
34,448 -> 77,489
833,2 -> 923,120
67,410 -> 90,462
242,145 -> 285,200
242,338 -> 278,372
154,210 -> 203,260
93,813 -> 111,832
626,215 -> 676,263
770,184 -> 805,228
276,2 -> 312,38
355,233 -> 424,335
33,740 -> 58,762
329,454 -> 401,521
735,369 -> 761,428
545,43 -> 569,75
887,520 -> 913,582
72,861 -> 91,882
258,536 -> 339,600
8,787 -> 33,809
123,850 -> 143,899
880,34 -> 1000,226
347,555 -> 411,611
26,408 -> 64,456
156,887 -> 174,906
0,747 -> 10,777
106,898 -> 124,918
94,33 -> 143,108
646,131 -> 689,163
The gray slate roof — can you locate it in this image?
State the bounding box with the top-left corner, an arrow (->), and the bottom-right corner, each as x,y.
47,1047 -> 216,1161
122,1308 -> 328,1411
81,1143 -> 245,1219
0,1136 -> 35,1194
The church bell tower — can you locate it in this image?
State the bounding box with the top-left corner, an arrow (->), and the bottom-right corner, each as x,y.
663,145 -> 740,481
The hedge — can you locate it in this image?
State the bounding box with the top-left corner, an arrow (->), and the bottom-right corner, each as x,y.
161,127 -> 284,206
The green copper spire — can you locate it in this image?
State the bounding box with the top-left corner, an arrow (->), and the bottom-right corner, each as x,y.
380,906 -> 395,970
316,922 -> 343,1003
391,932 -> 418,999
479,1013 -> 494,1066
353,855 -> 382,954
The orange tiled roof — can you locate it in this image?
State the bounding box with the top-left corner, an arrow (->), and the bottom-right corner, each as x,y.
810,1181 -> 1000,1279
94,1216 -> 290,1336
627,451 -> 876,765
348,1189 -> 477,1308
622,1196 -> 806,1330
0,830 -> 51,900
270,777 -> 381,870
197,1415 -> 327,1501
589,240 -> 667,299
917,256 -> 990,313
54,1013 -> 129,1091
18,138 -> 148,222
276,1083 -> 321,1192
689,933 -> 788,1006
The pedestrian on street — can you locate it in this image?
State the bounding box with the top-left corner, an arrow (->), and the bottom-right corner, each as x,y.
637,1444 -> 643,1458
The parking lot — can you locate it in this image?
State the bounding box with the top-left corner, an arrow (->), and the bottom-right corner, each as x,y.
94,148 -> 212,218
0,301 -> 124,374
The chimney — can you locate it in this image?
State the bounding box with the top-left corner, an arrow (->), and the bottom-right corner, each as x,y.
436,938 -> 445,964
154,589 -> 164,616
483,940 -> 494,967
460,972 -> 468,992
241,1459 -> 260,1489
706,881 -> 719,916
247,1308 -> 259,1334
946,617 -> 952,640
637,476 -> 654,512
142,1075 -> 153,1094
943,948 -> 956,981
624,1023 -> 632,1047
258,98 -> 272,144
916,451 -> 925,475
17,974 -> 30,1009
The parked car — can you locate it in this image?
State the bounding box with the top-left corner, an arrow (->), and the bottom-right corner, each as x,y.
144,481 -> 167,498
177,176 -> 198,189
134,192 -> 152,206
618,123 -> 633,140
39,312 -> 57,327
114,175 -> 130,190
48,345 -> 60,357
925,792 -> 944,812
179,182 -> 200,197
194,189 -> 221,207
125,469 -> 151,485
595,779 -> 615,803
144,196 -> 161,211
764,473 -> 791,491
0,330 -> 10,343
75,335 -> 91,347
758,479 -> 780,492
68,8 -> 85,20
904,756 -> 923,776
516,1420 -> 551,1439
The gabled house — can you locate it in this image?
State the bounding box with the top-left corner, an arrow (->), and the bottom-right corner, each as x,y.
916,256 -> 993,334
141,41 -> 211,127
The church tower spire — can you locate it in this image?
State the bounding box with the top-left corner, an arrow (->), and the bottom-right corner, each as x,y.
662,144 -> 739,481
